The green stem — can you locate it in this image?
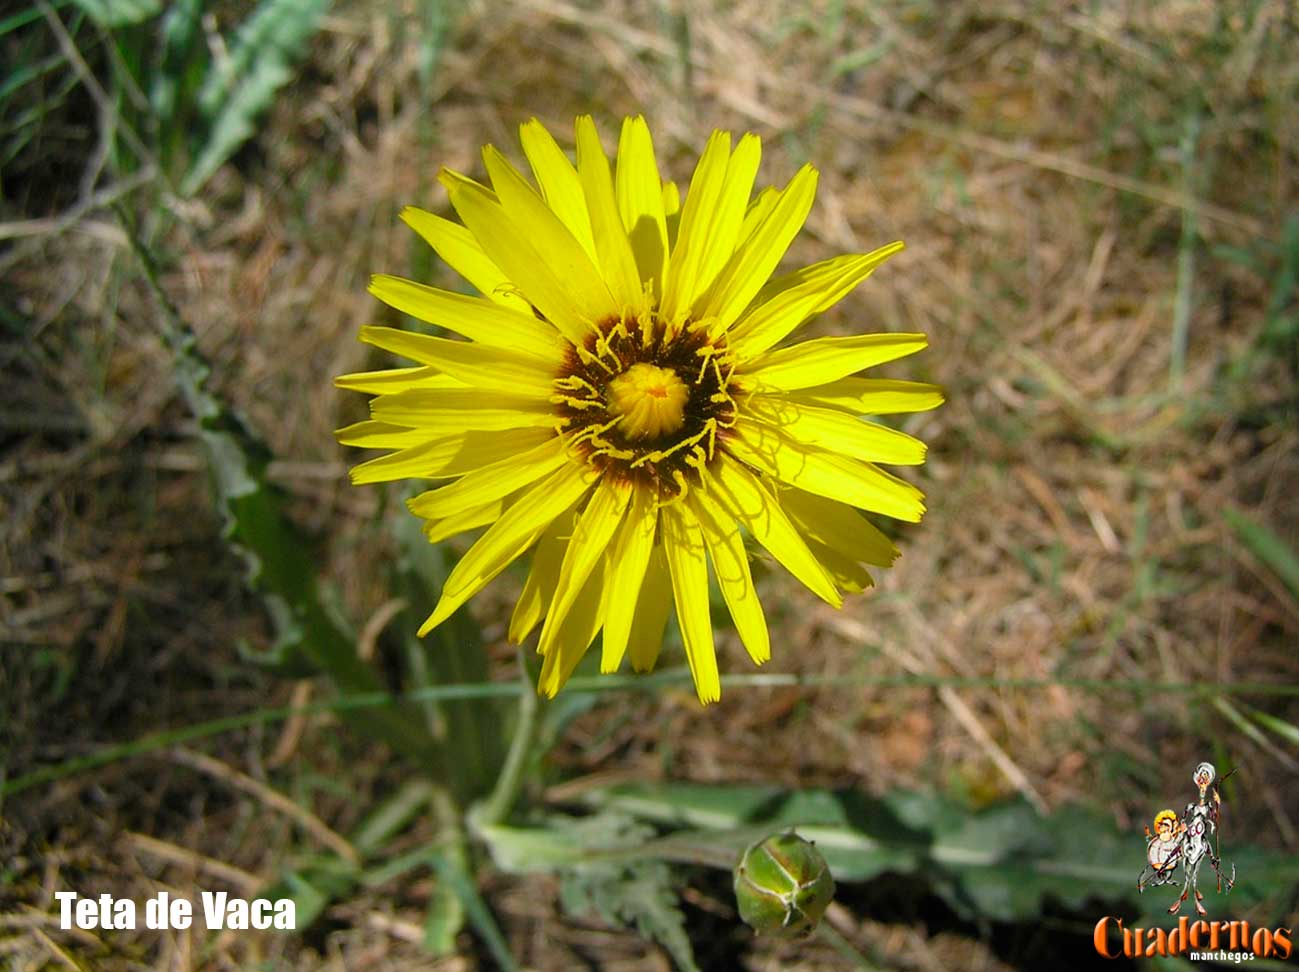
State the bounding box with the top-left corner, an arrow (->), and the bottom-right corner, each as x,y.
817,920 -> 884,971
9,669 -> 1299,799
474,657 -> 546,827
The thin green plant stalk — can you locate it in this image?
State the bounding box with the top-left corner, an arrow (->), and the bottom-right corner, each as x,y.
9,669 -> 1299,799
394,512 -> 507,802
817,920 -> 885,972
1169,107 -> 1200,393
425,780 -> 472,953
474,654 -> 548,828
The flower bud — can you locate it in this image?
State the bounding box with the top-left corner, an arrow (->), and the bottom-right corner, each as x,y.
733,831 -> 834,938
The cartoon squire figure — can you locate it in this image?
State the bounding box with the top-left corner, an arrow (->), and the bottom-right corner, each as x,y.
1141,807 -> 1185,883
1137,762 -> 1236,915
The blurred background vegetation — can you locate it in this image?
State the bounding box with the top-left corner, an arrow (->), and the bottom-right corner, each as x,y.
2,0 -> 1298,969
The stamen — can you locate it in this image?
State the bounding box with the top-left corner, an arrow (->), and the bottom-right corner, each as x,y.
668,468 -> 690,502
555,374 -> 602,397
695,348 -> 711,385
493,283 -> 529,302
711,354 -> 731,389
551,312 -> 737,501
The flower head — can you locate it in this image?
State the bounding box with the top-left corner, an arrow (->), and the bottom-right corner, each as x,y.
337,115 -> 942,703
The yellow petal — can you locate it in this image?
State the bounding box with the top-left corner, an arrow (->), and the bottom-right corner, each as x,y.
440,168 -> 599,345
727,243 -> 904,358
739,187 -> 779,242
804,539 -> 874,593
335,420 -> 434,449
698,164 -> 818,332
786,377 -> 945,415
518,118 -> 598,261
741,332 -> 929,391
359,326 -> 556,397
627,546 -> 672,673
368,274 -> 566,363
509,516 -> 568,643
348,427 -> 553,484
659,131 -> 731,322
407,436 -> 568,520
662,180 -> 680,217
660,504 -> 721,704
575,115 -> 645,311
707,456 -> 842,607
537,549 -> 609,697
370,387 -> 555,431
744,395 -> 927,465
538,477 -> 632,656
779,487 -> 899,568
688,489 -> 770,665
728,421 -> 925,522
692,133 -> 762,305
335,366 -> 461,394
599,485 -> 658,673
418,462 -> 597,636
399,206 -> 531,313
662,180 -> 681,253
424,497 -> 506,543
616,115 -> 670,294
482,146 -> 618,319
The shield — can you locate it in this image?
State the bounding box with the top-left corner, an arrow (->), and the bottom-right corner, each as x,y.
1147,835 -> 1182,872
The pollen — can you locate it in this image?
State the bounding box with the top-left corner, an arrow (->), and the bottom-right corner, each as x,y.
605,362 -> 690,440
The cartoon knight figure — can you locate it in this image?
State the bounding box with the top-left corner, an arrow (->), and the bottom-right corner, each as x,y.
1168,762 -> 1235,915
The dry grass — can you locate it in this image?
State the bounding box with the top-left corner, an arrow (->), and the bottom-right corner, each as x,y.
4,0 -> 1298,969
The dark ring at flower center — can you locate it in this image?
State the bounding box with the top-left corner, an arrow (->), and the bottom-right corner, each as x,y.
553,314 -> 737,499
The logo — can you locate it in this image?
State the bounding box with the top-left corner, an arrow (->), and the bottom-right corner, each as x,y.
1093,917 -> 1293,961
1137,761 -> 1235,915
1091,762 -> 1293,961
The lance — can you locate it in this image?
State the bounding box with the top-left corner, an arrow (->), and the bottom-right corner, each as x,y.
1214,768 -> 1237,892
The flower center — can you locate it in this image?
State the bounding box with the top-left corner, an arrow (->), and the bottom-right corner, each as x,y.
552,314 -> 737,500
606,363 -> 689,440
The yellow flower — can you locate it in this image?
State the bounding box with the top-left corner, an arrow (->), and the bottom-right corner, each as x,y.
337,116 -> 942,704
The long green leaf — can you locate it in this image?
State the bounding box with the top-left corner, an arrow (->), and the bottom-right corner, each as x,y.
150,0 -> 203,126
181,0 -> 330,195
67,0 -> 160,28
120,214 -> 438,764
573,783 -> 1299,924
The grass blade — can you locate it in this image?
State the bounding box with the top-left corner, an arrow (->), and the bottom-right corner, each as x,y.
1225,507 -> 1299,601
431,851 -> 520,972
